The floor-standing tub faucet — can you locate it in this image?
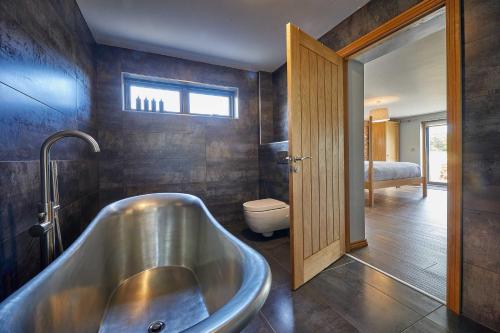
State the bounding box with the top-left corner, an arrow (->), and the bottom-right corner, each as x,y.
29,130 -> 100,268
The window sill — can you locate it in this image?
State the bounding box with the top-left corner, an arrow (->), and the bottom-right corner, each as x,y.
121,109 -> 238,120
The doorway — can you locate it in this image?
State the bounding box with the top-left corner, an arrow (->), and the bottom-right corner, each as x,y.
346,8 -> 448,302
284,0 -> 462,314
337,0 -> 462,313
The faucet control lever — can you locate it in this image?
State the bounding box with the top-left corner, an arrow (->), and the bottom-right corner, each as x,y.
37,212 -> 46,222
29,220 -> 53,237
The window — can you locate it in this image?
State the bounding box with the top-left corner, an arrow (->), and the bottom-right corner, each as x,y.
426,123 -> 447,184
129,85 -> 181,113
123,74 -> 237,117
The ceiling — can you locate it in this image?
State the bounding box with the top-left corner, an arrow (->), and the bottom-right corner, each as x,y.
76,0 -> 369,72
364,29 -> 446,119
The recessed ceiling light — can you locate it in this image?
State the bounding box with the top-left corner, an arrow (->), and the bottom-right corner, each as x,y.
364,96 -> 400,107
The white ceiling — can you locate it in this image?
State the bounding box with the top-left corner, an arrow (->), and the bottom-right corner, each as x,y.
364,29 -> 446,118
76,0 -> 369,72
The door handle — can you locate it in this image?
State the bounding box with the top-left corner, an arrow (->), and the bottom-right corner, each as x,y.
286,156 -> 312,162
295,156 -> 312,162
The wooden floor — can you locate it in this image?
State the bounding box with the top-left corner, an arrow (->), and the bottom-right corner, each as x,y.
224,218 -> 492,333
352,186 -> 447,301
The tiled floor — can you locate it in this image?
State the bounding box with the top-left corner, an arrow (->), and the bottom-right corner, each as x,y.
224,222 -> 493,333
353,186 -> 447,301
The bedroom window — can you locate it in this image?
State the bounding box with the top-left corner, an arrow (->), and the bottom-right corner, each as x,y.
426,123 -> 447,184
123,73 -> 237,117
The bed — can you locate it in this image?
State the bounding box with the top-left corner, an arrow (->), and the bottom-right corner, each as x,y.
365,117 -> 427,207
365,161 -> 422,181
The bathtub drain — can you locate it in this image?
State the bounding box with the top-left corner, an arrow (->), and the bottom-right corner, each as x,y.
148,320 -> 166,333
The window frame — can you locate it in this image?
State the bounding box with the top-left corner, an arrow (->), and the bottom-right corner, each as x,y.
123,73 -> 237,118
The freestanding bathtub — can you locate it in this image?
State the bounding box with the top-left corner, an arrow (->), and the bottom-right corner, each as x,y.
0,194 -> 271,333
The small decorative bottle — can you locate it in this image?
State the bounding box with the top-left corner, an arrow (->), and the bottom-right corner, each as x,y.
151,98 -> 157,112
143,97 -> 150,112
159,99 -> 165,113
135,96 -> 141,111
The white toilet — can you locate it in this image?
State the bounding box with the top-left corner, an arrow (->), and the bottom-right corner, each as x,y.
243,198 -> 289,237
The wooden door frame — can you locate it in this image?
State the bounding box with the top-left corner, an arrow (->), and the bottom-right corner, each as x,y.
337,0 -> 462,314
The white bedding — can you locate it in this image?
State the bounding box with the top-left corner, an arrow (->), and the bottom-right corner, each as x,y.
364,161 -> 421,181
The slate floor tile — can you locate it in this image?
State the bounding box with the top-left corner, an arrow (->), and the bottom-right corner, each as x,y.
309,268 -> 423,333
426,306 -> 496,333
338,260 -> 442,316
261,284 -> 359,333
401,317 -> 448,333
242,312 -> 275,333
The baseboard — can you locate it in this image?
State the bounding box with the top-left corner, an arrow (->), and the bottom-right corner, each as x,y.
349,239 -> 368,251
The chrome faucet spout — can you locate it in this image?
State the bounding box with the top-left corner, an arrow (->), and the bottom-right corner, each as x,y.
34,130 -> 100,268
40,131 -> 100,215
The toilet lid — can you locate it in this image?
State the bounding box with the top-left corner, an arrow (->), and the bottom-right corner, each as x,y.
243,198 -> 288,212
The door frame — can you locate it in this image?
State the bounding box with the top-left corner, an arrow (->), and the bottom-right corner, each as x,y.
337,0 -> 462,314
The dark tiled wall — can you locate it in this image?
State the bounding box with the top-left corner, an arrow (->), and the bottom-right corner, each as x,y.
272,64 -> 288,142
461,0 -> 500,330
259,67 -> 287,144
95,45 -> 260,225
318,0 -> 422,50
259,141 -> 289,203
317,0 -> 499,329
0,0 -> 98,300
259,72 -> 274,144
258,67 -> 289,203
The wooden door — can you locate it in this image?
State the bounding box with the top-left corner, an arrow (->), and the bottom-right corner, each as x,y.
286,23 -> 345,289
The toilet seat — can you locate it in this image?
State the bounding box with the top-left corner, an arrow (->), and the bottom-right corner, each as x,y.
243,198 -> 287,212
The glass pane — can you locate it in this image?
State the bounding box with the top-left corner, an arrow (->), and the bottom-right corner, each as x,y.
130,85 -> 180,112
189,92 -> 230,116
428,124 -> 447,183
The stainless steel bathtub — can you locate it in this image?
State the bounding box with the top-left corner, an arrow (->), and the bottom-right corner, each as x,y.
0,193 -> 271,333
